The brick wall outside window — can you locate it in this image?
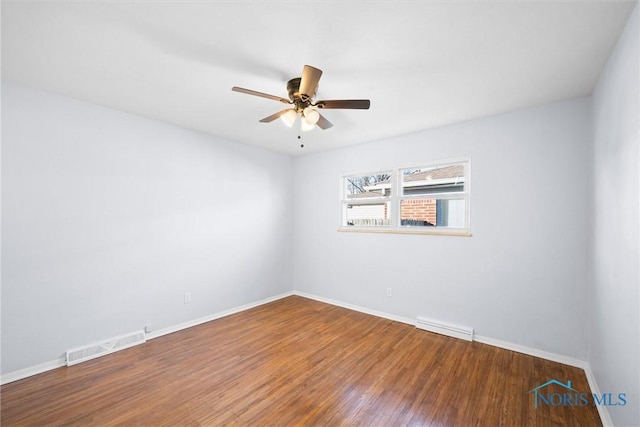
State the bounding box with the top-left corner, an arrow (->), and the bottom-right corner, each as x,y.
400,199 -> 436,224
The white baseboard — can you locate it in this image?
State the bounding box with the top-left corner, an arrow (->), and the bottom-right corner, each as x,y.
473,334 -> 587,369
583,364 -> 614,427
472,335 -> 615,424
293,290 -> 415,326
293,291 -> 586,367
1,288 -> 612,427
294,291 -> 613,426
1,291 -> 295,385
145,291 -> 295,340
1,358 -> 66,385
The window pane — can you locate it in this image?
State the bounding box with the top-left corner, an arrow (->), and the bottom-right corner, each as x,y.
344,173 -> 392,199
401,164 -> 465,195
340,159 -> 470,234
400,198 -> 466,228
345,202 -> 391,226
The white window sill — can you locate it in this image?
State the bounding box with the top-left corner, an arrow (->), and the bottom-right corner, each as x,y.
338,227 -> 472,237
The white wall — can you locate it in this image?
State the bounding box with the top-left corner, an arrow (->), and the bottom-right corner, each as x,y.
590,3 -> 640,426
1,81 -> 293,374
3,13 -> 637,421
293,98 -> 591,360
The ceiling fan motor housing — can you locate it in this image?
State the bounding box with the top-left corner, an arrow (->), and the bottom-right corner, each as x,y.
287,77 -> 314,105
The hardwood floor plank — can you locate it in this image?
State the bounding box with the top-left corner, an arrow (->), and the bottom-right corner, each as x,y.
1,296 -> 602,426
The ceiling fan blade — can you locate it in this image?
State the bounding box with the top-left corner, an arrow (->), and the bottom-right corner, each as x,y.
232,86 -> 291,104
315,113 -> 333,130
259,108 -> 294,123
315,99 -> 371,109
299,65 -> 322,99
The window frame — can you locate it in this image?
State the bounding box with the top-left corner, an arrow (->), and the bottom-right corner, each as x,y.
341,170 -> 394,227
339,156 -> 471,236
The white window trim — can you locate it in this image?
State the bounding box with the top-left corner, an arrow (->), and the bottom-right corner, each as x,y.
339,156 -> 471,236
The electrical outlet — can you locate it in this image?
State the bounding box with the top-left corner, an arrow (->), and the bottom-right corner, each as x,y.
144,324 -> 152,333
387,288 -> 393,297
184,292 -> 192,304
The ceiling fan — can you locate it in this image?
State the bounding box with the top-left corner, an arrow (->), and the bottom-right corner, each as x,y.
232,65 -> 370,131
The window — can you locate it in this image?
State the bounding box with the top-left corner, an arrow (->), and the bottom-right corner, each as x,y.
340,158 -> 470,235
342,172 -> 392,227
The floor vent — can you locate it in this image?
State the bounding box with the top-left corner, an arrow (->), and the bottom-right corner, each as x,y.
416,317 -> 474,342
66,331 -> 146,366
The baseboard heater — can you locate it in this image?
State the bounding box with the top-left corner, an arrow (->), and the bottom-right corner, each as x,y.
416,317 -> 474,342
66,330 -> 146,366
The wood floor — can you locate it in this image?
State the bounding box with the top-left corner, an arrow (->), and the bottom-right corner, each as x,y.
1,296 -> 602,426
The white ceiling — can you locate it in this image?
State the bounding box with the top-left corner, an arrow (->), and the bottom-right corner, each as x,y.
2,1 -> 636,156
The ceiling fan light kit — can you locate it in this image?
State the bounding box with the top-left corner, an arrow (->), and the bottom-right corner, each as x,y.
232,65 -> 371,132
280,109 -> 298,127
303,107 -> 320,125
